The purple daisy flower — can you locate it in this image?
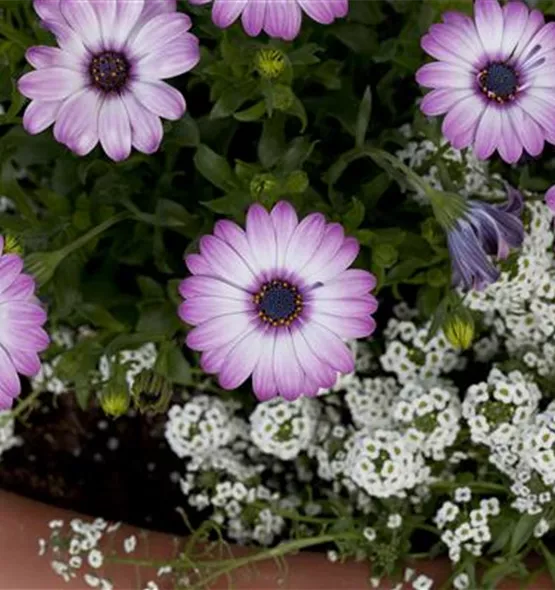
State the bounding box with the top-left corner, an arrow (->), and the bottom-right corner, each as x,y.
18,0 -> 200,162
179,201 -> 377,401
0,237 -> 49,410
416,0 -> 555,163
545,186 -> 555,213
447,186 -> 524,290
188,0 -> 348,40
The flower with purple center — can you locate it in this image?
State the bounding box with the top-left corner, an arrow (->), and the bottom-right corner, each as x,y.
0,237 -> 49,410
443,186 -> 524,291
188,0 -> 348,41
18,0 -> 200,162
179,201 -> 378,401
416,0 -> 555,163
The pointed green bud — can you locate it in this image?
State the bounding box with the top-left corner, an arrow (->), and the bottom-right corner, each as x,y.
99,364 -> 130,418
3,234 -> 23,256
131,369 -> 172,414
443,307 -> 475,351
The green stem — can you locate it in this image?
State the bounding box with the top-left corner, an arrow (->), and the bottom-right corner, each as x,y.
0,389 -> 43,427
430,480 -> 507,494
362,146 -> 436,197
188,533 -> 359,589
58,212 -> 129,258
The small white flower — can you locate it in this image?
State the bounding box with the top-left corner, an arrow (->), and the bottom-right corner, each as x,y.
157,565 -> 173,576
453,573 -> 470,589
38,538 -> 46,556
106,522 -> 122,533
387,514 -> 403,529
84,574 -> 100,588
49,519 -> 64,529
412,574 -> 433,590
124,535 -> 137,554
327,550 -> 338,563
363,527 -> 377,542
534,518 -> 550,538
454,487 -> 471,503
480,497 -> 500,516
144,582 -> 159,590
88,549 -> 104,569
69,556 -> 83,569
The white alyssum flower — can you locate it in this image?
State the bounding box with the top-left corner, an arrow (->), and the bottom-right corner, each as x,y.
165,396 -> 235,459
345,429 -> 430,498
453,573 -> 470,589
463,368 -> 540,448
123,535 -> 137,554
250,397 -> 320,461
412,574 -> 434,590
534,518 -> 550,538
387,514 -> 403,529
454,487 -> 472,503
363,527 -> 377,542
87,549 -> 103,569
345,377 -> 398,429
380,317 -> 465,386
394,383 -> 461,460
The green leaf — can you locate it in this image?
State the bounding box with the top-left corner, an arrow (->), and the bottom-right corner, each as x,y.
194,145 -> 236,191
136,302 -> 182,338
343,198 -> 365,232
234,100 -> 266,122
258,117 -> 286,169
201,191 -> 253,217
355,86 -> 372,148
167,115 -> 200,147
481,560 -> 521,590
373,243 -> 398,268
539,542 -> 555,583
137,276 -> 165,300
210,81 -> 257,119
79,303 -> 127,332
510,514 -> 540,556
155,341 -> 192,386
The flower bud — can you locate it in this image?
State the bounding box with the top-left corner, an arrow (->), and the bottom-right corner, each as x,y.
272,84 -> 294,111
131,369 -> 172,414
443,309 -> 475,351
285,171 -> 309,194
250,173 -> 277,198
255,48 -> 286,80
99,384 -> 130,419
3,234 -> 22,256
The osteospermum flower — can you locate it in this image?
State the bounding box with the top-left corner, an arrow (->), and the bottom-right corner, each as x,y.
545,185 -> 555,213
189,0 -> 348,40
445,186 -> 524,290
416,0 -> 555,163
179,201 -> 378,401
0,237 -> 49,410
18,0 -> 200,161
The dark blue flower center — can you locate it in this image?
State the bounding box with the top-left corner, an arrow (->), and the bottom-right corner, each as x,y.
90,52 -> 130,93
479,63 -> 518,103
254,280 -> 303,327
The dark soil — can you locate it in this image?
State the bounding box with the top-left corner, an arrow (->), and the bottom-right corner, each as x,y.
0,392 -> 188,535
